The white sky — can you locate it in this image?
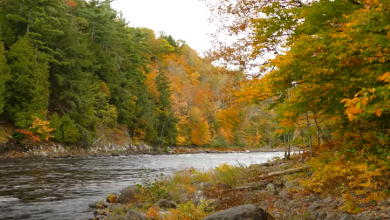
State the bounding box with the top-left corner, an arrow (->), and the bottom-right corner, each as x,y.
111,0 -> 214,56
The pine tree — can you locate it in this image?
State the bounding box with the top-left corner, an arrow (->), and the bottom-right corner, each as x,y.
154,71 -> 178,146
49,112 -> 79,143
6,36 -> 50,128
0,42 -> 9,116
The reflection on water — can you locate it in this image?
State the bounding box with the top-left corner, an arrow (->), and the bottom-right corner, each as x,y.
0,152 -> 284,220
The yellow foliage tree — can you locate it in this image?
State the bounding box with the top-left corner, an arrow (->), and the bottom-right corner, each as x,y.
29,116 -> 55,141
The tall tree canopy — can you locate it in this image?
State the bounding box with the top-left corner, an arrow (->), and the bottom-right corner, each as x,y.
204,0 -> 390,156
0,0 -> 280,148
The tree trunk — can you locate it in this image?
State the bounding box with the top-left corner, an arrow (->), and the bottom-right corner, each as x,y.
260,166 -> 311,178
284,133 -> 287,159
287,132 -> 291,159
305,111 -> 313,158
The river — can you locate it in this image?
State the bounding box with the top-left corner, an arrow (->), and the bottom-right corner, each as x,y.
0,152 -> 284,220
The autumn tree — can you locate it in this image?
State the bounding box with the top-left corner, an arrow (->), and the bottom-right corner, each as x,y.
189,107 -> 212,146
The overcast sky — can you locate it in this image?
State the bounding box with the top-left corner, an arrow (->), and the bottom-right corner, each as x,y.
111,0 -> 214,55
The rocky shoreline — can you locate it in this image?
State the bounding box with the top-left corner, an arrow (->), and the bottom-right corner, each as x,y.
80,157 -> 390,220
0,142 -> 287,159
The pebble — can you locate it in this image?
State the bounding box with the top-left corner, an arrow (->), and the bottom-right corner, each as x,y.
278,190 -> 288,198
266,183 -> 275,190
330,200 -> 339,209
285,181 -> 293,190
323,197 -> 332,203
308,201 -> 320,212
358,202 -> 369,208
340,213 -> 356,220
305,194 -> 317,203
317,211 -> 327,219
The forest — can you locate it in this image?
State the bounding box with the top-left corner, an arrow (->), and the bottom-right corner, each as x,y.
199,0 -> 390,212
0,0 -> 389,155
1,0 -> 390,216
0,0 -> 279,149
203,0 -> 390,155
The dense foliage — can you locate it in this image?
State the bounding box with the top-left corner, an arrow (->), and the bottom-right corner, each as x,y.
203,0 -> 390,211
0,0 -> 278,147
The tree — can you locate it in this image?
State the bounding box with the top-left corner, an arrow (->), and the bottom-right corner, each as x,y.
188,107 -> 211,146
6,36 -> 50,128
50,112 -> 80,143
92,81 -> 118,128
0,42 -> 9,115
154,71 -> 178,146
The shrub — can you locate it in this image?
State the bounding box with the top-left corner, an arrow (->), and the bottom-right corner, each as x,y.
50,113 -> 80,143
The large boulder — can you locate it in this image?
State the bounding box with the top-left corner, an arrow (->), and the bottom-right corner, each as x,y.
123,210 -> 147,220
88,201 -> 109,209
201,204 -> 274,220
154,199 -> 177,209
119,186 -> 138,204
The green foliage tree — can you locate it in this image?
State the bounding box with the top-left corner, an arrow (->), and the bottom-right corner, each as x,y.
50,112 -> 80,143
154,71 -> 178,146
6,36 -> 50,128
92,82 -> 118,128
0,42 -> 9,115
50,112 -> 63,141
61,114 -> 80,143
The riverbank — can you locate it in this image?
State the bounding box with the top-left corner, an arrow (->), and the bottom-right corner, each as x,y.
0,141 -> 287,159
83,154 -> 390,220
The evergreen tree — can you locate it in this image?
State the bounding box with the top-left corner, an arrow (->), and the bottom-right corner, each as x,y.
0,42 -> 9,116
154,71 -> 178,146
60,114 -> 80,143
6,36 -> 50,128
49,112 -> 80,143
50,112 -> 63,141
3,0 -> 66,61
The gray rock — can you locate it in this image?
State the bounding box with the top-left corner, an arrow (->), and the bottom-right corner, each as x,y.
305,194 -> 318,203
88,201 -> 109,208
317,211 -> 327,219
123,210 -> 147,220
201,204 -> 273,220
278,190 -> 288,198
287,200 -> 302,209
285,181 -> 293,190
323,197 -> 333,203
154,199 -> 177,209
325,213 -> 340,220
266,183 -> 275,190
310,211 -> 319,220
197,182 -> 214,190
358,202 -> 369,208
330,200 -> 339,209
274,200 -> 285,208
340,213 -> 356,220
273,180 -> 283,187
308,201 -> 320,212
109,204 -> 131,215
119,186 -> 138,204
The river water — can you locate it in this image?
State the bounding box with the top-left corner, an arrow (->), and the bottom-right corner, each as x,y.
0,152 -> 284,220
